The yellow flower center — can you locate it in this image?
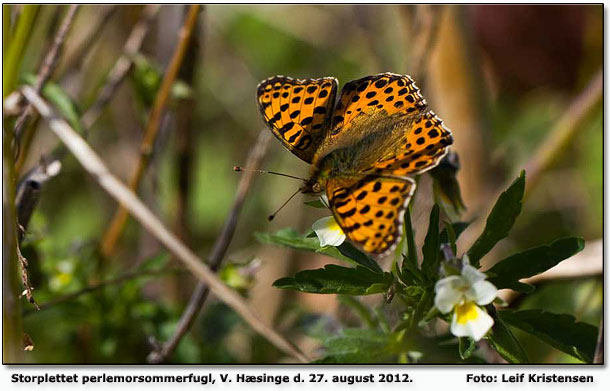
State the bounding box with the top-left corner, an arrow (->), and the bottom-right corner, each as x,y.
455,301 -> 479,325
325,217 -> 343,233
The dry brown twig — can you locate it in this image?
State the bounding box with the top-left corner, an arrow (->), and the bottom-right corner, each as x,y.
16,238 -> 39,310
59,5 -> 118,76
13,5 -> 80,144
12,5 -> 160,260
81,4 -> 161,129
524,68 -> 603,196
100,4 -> 200,257
148,130 -> 272,363
21,86 -> 309,363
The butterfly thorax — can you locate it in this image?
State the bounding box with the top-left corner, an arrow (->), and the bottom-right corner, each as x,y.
303,112 -> 414,194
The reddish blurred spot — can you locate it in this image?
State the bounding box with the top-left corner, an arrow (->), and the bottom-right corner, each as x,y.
469,5 -> 586,93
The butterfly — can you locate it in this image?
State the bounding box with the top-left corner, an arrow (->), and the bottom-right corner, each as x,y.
257,73 -> 453,255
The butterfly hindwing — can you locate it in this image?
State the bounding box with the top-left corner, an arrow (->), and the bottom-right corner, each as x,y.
368,111 -> 454,177
326,176 -> 415,255
330,73 -> 427,137
257,76 -> 337,163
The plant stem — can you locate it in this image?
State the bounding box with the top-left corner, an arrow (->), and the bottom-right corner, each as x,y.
22,86 -> 309,363
148,130 -> 271,363
81,4 -> 161,129
3,4 -> 40,97
100,4 -> 200,257
13,4 -> 80,149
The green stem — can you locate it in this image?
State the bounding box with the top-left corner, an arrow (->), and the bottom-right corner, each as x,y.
3,4 -> 12,54
3,4 -> 40,97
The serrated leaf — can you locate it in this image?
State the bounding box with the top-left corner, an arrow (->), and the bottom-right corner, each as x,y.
255,228 -> 380,272
401,208 -> 420,279
314,328 -> 394,363
421,204 -> 440,280
486,237 -> 585,292
23,73 -> 82,133
273,264 -> 393,295
499,309 -> 597,363
487,306 -> 529,363
468,171 -> 526,267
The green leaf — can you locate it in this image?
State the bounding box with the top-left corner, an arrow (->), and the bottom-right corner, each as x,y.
23,74 -> 83,133
273,264 -> 393,295
500,309 -> 597,363
303,199 -> 325,208
315,328 -> 394,363
336,242 -> 382,273
458,337 -> 476,360
401,208 -> 421,280
487,306 -> 529,363
255,228 -> 381,272
421,205 -> 440,279
468,171 -> 526,267
486,237 -> 585,292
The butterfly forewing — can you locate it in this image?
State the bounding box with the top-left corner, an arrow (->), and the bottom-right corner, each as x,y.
326,176 -> 415,255
330,73 -> 427,137
257,76 -> 338,163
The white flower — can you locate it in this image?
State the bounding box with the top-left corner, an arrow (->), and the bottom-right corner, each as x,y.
312,216 -> 346,247
434,263 -> 498,341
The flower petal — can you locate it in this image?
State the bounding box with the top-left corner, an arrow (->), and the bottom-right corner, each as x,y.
434,276 -> 465,314
320,194 -> 330,209
312,216 -> 346,247
450,302 -> 494,341
462,264 -> 487,284
467,280 -> 498,306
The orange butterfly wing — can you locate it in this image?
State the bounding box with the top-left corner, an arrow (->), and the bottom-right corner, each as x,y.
330,73 -> 453,177
330,73 -> 427,136
257,76 -> 337,163
326,176 -> 415,255
367,111 -> 453,177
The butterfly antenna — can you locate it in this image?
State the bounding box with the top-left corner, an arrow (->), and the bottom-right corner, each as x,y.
233,166 -> 306,181
268,188 -> 301,221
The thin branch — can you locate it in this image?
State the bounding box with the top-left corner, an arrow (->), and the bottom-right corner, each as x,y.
59,5 -> 117,77
21,86 -> 309,363
13,5 -> 79,143
524,68 -> 603,196
100,4 -> 200,257
16,238 -> 38,310
81,4 -> 161,129
148,129 -> 271,363
460,69 -> 604,254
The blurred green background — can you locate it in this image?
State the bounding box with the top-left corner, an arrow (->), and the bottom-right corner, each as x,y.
5,4 -> 602,363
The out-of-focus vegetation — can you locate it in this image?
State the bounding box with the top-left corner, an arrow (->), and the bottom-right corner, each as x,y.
3,4 -> 602,363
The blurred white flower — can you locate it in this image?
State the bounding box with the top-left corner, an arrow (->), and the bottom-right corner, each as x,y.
434,261 -> 497,341
312,216 -> 345,247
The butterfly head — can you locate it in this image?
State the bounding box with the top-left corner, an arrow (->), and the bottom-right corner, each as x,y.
300,180 -> 323,195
